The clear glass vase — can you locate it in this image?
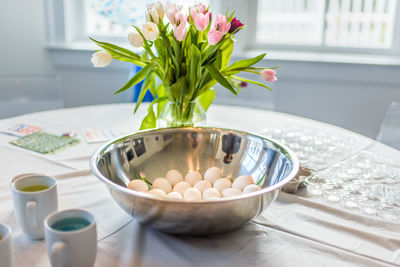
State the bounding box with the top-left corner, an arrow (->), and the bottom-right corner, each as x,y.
157,100 -> 206,128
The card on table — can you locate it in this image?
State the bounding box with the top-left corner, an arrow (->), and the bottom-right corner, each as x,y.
82,129 -> 119,143
9,132 -> 80,154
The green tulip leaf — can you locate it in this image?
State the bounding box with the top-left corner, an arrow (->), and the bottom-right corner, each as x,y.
198,88 -> 216,111
134,73 -> 154,113
231,75 -> 272,90
90,37 -> 141,59
114,63 -> 154,95
139,101 -> 156,130
205,64 -> 237,95
224,53 -> 266,73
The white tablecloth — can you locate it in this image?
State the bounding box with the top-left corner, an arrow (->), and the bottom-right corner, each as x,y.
0,104 -> 399,267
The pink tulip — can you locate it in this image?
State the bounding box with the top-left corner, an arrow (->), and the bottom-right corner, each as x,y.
213,14 -> 231,34
194,12 -> 210,31
166,3 -> 182,24
174,22 -> 187,41
207,29 -> 224,45
175,13 -> 187,26
261,69 -> 277,82
190,3 -> 207,19
229,17 -> 244,33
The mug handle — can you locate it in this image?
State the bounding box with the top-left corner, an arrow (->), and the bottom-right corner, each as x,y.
51,242 -> 66,267
26,201 -> 40,233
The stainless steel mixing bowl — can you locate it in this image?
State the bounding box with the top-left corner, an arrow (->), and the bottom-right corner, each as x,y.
90,127 -> 299,235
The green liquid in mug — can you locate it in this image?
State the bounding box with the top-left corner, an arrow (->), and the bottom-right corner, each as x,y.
51,217 -> 91,232
20,184 -> 50,192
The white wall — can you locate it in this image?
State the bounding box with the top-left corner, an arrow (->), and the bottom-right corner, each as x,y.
0,0 -> 54,75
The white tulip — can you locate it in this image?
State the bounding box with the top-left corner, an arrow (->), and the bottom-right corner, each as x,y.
153,1 -> 165,19
146,8 -> 159,25
91,51 -> 112,68
142,22 -> 159,41
128,32 -> 144,47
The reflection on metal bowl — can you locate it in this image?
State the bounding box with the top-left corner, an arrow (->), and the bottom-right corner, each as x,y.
90,127 -> 299,235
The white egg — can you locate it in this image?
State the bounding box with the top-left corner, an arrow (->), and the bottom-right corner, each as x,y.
232,175 -> 254,190
221,188 -> 242,198
172,181 -> 192,195
204,167 -> 222,184
152,177 -> 172,193
193,180 -> 212,193
185,170 -> 203,186
166,170 -> 183,186
203,188 -> 221,200
183,188 -> 202,201
148,189 -> 166,198
127,179 -> 148,192
213,178 -> 232,192
166,191 -> 183,200
243,184 -> 262,194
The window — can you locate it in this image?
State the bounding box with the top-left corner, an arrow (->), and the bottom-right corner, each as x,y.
84,0 -> 210,38
254,0 -> 399,51
46,0 -> 400,59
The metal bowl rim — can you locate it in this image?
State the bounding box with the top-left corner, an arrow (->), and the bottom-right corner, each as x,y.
90,126 -> 300,204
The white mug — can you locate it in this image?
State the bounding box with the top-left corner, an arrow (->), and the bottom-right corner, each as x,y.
45,209 -> 97,267
11,174 -> 58,240
0,223 -> 13,267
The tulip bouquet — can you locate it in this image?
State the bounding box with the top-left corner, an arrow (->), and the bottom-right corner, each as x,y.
90,2 -> 277,129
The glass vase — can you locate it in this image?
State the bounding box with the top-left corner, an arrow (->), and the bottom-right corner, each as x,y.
157,100 -> 206,128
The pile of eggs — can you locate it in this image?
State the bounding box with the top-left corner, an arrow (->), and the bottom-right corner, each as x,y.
127,167 -> 262,201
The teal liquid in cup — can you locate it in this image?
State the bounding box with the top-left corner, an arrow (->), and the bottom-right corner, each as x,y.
51,217 -> 91,232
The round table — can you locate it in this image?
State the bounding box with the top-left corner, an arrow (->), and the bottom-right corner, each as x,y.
0,104 -> 399,267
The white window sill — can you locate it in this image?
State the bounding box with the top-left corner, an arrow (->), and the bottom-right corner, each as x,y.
47,42 -> 400,67
244,49 -> 400,66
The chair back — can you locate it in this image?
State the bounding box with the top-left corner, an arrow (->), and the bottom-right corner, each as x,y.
0,74 -> 63,119
377,102 -> 400,150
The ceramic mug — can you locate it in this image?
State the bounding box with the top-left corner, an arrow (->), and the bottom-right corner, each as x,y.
12,174 -> 58,240
45,209 -> 97,267
0,223 -> 13,267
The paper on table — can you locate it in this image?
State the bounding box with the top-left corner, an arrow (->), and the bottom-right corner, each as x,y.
0,115 -> 119,169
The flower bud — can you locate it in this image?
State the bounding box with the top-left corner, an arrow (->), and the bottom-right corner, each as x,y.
146,8 -> 159,24
91,51 -> 112,68
261,69 -> 277,82
128,32 -> 144,47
